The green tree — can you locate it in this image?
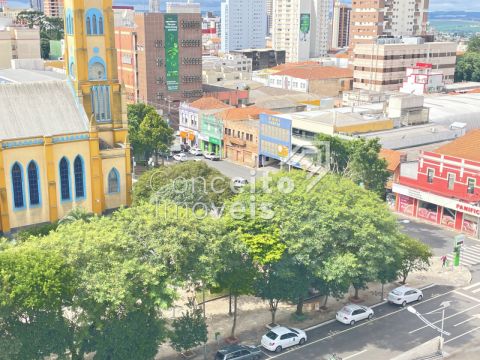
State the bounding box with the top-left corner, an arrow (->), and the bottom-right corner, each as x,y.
169,302 -> 208,355
133,161 -> 233,208
397,235 -> 432,284
316,134 -> 389,196
455,52 -> 480,82
138,110 -> 174,165
127,103 -> 158,158
467,35 -> 480,53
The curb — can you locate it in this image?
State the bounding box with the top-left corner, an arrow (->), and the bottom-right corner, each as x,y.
303,283 -> 437,332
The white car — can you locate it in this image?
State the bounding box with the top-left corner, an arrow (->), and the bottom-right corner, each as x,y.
261,326 -> 307,353
336,304 -> 374,325
173,153 -> 188,162
388,286 -> 423,307
233,178 -> 249,188
203,152 -> 220,161
189,147 -> 203,156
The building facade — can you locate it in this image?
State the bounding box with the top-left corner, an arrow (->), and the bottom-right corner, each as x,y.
202,54 -> 252,84
149,0 -> 161,13
199,114 -> 224,156
133,12 -> 203,124
0,0 -> 132,233
0,27 -> 41,69
221,0 -> 266,53
44,0 -> 64,18
350,0 -> 429,48
230,48 -> 286,71
353,38 -> 456,92
272,0 -> 330,62
399,63 -> 445,95
258,114 -> 292,167
393,130 -> 480,238
331,1 -> 351,49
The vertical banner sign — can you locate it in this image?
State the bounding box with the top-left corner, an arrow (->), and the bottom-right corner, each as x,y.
164,14 -> 179,91
300,14 -> 310,42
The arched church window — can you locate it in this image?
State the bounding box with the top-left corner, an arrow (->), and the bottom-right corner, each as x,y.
27,161 -> 40,206
99,17 -> 104,35
11,162 -> 24,209
108,168 -> 120,193
86,16 -> 91,35
92,15 -> 97,34
59,157 -> 71,201
74,156 -> 85,199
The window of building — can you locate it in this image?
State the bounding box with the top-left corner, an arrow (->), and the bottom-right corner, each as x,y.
85,9 -> 104,35
74,156 -> 85,199
11,162 -> 24,209
447,173 -> 455,190
427,168 -> 434,183
59,157 -> 71,201
27,161 -> 40,206
108,168 -> 120,193
467,178 -> 476,194
91,85 -> 111,122
86,16 -> 91,35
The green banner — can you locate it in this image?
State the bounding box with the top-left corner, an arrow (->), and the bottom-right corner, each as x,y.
300,13 -> 310,42
164,14 -> 179,92
209,137 -> 221,146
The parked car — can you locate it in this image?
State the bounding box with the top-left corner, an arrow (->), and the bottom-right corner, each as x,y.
233,178 -> 249,188
214,344 -> 262,360
189,147 -> 203,156
203,152 -> 220,161
171,143 -> 182,153
261,326 -> 307,353
335,304 -> 374,325
388,286 -> 423,307
173,153 -> 188,162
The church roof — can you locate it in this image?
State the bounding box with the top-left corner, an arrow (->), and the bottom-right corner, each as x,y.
0,81 -> 89,141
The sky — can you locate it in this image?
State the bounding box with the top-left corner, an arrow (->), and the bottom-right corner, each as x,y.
6,0 -> 480,12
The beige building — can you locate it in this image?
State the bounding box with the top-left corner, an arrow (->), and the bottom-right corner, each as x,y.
44,0 -> 64,18
353,38 -> 456,92
331,1 -> 351,49
350,0 -> 429,48
202,54 -> 252,84
0,27 -> 41,69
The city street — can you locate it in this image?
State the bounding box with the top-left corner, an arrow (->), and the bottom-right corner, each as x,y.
254,284 -> 480,360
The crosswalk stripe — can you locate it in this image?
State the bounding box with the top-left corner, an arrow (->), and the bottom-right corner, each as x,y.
461,253 -> 480,262
447,255 -> 475,265
464,282 -> 480,290
465,248 -> 480,255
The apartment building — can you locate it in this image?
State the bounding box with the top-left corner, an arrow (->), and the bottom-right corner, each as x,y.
230,48 -> 286,71
43,0 -> 64,18
202,54 -> 252,84
0,27 -> 41,69
350,0 -> 429,47
353,37 -> 456,92
272,0 -> 330,62
331,1 -> 351,49
221,0 -> 266,53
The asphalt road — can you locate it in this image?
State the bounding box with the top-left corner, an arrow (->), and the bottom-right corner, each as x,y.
255,284 -> 480,360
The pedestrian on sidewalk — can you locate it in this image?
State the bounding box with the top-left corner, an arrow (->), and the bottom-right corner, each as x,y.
441,255 -> 448,268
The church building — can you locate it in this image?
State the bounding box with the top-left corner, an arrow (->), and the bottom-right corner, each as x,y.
0,0 -> 132,233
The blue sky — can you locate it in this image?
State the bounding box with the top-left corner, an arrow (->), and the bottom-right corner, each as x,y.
7,0 -> 480,12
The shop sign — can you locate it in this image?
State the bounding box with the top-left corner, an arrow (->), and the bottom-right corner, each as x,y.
456,204 -> 480,217
209,137 -> 221,146
198,133 -> 209,142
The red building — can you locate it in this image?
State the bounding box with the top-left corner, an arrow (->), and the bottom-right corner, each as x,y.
393,130 -> 480,238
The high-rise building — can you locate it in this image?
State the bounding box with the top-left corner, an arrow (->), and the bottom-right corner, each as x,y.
353,38 -> 456,92
272,0 -> 330,63
43,0 -> 64,17
149,0 -> 161,13
266,0 -> 273,35
221,0 -> 266,53
30,0 -> 43,11
0,1 -> 7,10
331,1 -> 351,49
350,0 -> 429,48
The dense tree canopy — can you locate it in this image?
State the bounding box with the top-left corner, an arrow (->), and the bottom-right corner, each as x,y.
455,36 -> 480,82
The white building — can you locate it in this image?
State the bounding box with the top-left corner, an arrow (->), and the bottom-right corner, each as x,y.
272,0 -> 330,63
400,63 -> 445,96
221,0 -> 266,53
202,54 -> 253,84
384,0 -> 429,37
149,0 -> 161,12
166,1 -> 201,14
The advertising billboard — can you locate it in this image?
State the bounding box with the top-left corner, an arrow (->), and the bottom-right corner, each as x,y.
164,14 -> 179,91
300,13 -> 311,42
259,114 -> 292,162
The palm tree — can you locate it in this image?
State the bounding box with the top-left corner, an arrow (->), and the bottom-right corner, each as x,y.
58,207 -> 95,225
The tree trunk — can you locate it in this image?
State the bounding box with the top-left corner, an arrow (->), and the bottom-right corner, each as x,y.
270,299 -> 278,325
271,308 -> 276,326
401,272 -> 407,285
323,294 -> 329,308
230,295 -> 238,339
354,287 -> 359,300
296,296 -> 304,316
228,290 -> 233,316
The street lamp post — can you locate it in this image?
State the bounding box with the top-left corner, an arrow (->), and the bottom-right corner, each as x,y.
407,301 -> 451,354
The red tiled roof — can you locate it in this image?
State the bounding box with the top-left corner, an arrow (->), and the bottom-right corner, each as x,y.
433,130 -> 480,162
189,97 -> 232,110
217,106 -> 279,121
270,61 -> 319,72
274,66 -> 353,80
379,148 -> 403,172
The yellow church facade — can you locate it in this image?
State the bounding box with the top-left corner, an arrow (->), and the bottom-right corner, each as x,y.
0,0 -> 131,233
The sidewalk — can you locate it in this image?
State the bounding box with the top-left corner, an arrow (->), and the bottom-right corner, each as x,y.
156,259 -> 471,359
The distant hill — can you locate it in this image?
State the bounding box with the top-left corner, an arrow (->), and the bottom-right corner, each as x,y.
430,11 -> 480,21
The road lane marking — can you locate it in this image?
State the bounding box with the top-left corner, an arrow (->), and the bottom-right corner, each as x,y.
260,349 -> 272,358
454,290 -> 480,303
408,304 -> 480,334
453,315 -> 479,327
343,350 -> 368,359
444,326 -> 480,344
268,286 -> 458,359
472,288 -> 480,294
463,282 -> 480,290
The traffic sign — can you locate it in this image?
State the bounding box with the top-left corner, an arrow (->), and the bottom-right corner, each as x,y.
455,234 -> 465,247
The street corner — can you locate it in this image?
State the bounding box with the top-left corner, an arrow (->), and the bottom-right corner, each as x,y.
408,258 -> 472,289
